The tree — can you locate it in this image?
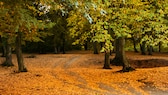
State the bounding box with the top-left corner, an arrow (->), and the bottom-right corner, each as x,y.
0,0 -> 54,72
15,32 -> 27,72
0,36 -> 6,57
48,10 -> 69,54
1,38 -> 14,67
67,0 -> 115,69
138,0 -> 168,54
140,41 -> 146,55
103,51 -> 111,69
131,36 -> 139,53
67,0 -> 168,71
113,37 -> 134,71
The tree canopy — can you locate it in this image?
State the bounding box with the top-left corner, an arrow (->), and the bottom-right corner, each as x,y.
67,0 -> 168,52
0,0 -> 168,71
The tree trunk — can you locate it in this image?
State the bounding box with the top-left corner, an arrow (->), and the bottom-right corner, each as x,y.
84,41 -> 88,50
0,37 -> 6,57
53,35 -> 58,54
103,52 -> 111,69
1,42 -> 6,57
111,37 -> 134,72
53,36 -> 60,54
62,38 -> 65,54
140,41 -> 146,55
93,42 -> 99,54
148,45 -> 153,55
111,38 -> 122,66
159,42 -> 161,52
38,42 -> 46,54
1,38 -> 14,66
60,32 -> 66,54
54,47 -> 58,54
15,32 -> 27,72
54,46 -> 61,54
93,31 -> 99,54
110,42 -> 114,55
132,37 -> 138,53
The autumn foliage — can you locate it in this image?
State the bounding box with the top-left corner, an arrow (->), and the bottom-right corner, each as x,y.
0,51 -> 168,95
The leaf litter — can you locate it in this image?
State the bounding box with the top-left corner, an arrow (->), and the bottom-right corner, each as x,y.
0,51 -> 168,95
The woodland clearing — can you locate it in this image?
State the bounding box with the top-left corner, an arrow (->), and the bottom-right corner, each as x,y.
0,51 -> 168,95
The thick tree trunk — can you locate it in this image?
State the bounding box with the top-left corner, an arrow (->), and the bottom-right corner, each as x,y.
2,39 -> 14,66
132,37 -> 138,53
140,41 -> 146,55
111,37 -> 134,72
15,33 -> 27,72
103,52 -> 111,69
93,42 -> 99,54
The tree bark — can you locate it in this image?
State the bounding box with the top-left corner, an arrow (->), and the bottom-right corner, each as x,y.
111,38 -> 122,66
93,31 -> 99,54
15,32 -> 27,72
132,37 -> 138,53
148,45 -> 153,55
54,47 -> 58,54
1,45 -> 6,57
111,37 -> 134,72
110,42 -> 114,55
159,42 -> 161,52
93,42 -> 99,54
0,37 -> 6,57
61,33 -> 66,54
1,38 -> 14,66
62,38 -> 65,54
140,41 -> 146,55
53,35 -> 60,54
84,41 -> 88,50
54,46 -> 61,54
103,52 -> 111,69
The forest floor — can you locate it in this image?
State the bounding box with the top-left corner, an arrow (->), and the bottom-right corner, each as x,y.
0,51 -> 168,95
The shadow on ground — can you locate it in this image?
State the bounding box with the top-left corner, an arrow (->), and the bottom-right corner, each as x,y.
129,59 -> 168,68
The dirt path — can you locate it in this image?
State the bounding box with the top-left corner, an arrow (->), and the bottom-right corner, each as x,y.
0,51 -> 168,95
